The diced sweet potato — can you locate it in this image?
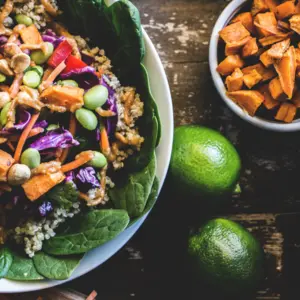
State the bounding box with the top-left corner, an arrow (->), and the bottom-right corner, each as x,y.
277,20 -> 291,31
260,50 -> 274,67
252,0 -> 269,16
265,0 -> 279,11
254,12 -> 279,36
275,102 -> 297,122
231,12 -> 255,34
0,150 -> 14,182
242,38 -> 259,57
227,90 -> 264,115
225,68 -> 244,91
274,46 -> 296,99
217,55 -> 245,76
258,84 -> 280,109
243,69 -> 263,88
225,36 -> 252,56
267,38 -> 290,59
40,85 -> 84,112
259,33 -> 291,46
292,90 -> 300,107
22,171 -> 65,201
219,22 -> 250,44
242,63 -> 276,81
20,24 -> 43,45
276,1 -> 296,20
289,14 -> 300,34
269,77 -> 284,99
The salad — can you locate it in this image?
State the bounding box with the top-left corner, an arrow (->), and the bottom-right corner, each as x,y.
0,0 -> 160,281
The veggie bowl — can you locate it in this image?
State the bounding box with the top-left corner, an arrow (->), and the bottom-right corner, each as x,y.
0,0 -> 173,292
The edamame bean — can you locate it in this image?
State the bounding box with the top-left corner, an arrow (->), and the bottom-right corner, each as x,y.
20,148 -> 41,169
47,124 -> 59,131
15,14 -> 33,26
88,151 -> 107,168
23,70 -> 40,88
0,74 -> 6,83
30,42 -> 54,65
84,85 -> 108,110
0,102 -> 11,126
75,108 -> 98,130
57,79 -> 78,87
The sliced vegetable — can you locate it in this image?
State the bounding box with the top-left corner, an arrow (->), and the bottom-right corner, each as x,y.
219,22 -> 250,44
260,50 -> 273,67
258,84 -> 280,109
289,14 -> 300,34
242,37 -> 259,57
225,68 -> 244,92
269,77 -> 284,100
275,102 -> 296,122
275,1 -> 296,20
62,55 -> 87,74
252,0 -> 269,16
231,12 -> 255,34
259,33 -> 291,46
217,55 -> 245,76
61,151 -> 94,173
76,166 -> 100,192
254,12 -> 279,36
243,69 -> 262,89
267,38 -> 290,59
23,70 -> 41,88
20,24 -> 43,45
47,39 -> 72,68
242,63 -> 276,81
225,36 -> 251,56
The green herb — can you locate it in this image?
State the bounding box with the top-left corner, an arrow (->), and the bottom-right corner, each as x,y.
109,153 -> 157,217
5,252 -> 44,281
0,247 -> 13,278
43,209 -> 129,255
33,252 -> 83,280
47,182 -> 79,209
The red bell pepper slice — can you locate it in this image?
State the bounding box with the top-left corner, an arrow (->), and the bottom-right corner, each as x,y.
61,55 -> 87,74
48,40 -> 73,68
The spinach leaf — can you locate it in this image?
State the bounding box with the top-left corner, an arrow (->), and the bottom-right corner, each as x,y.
33,252 -> 82,280
47,182 -> 79,209
109,153 -> 157,217
0,247 -> 13,278
43,209 -> 129,255
5,252 -> 44,281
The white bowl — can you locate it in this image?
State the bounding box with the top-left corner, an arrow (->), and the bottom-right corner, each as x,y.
209,0 -> 300,132
0,29 -> 173,293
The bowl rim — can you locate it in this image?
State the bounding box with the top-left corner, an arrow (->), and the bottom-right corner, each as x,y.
209,0 -> 300,132
0,28 -> 174,293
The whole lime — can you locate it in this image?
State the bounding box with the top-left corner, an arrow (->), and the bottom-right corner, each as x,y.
170,125 -> 241,197
188,218 -> 264,294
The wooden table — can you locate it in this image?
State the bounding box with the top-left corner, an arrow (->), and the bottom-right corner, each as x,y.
13,0 -> 299,299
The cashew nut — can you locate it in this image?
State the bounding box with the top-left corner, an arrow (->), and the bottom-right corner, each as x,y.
7,164 -> 31,186
0,92 -> 10,108
0,59 -> 13,76
10,53 -> 30,74
4,43 -> 22,57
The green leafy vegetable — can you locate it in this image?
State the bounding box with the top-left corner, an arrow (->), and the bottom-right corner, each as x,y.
0,247 -> 13,278
43,209 -> 129,255
33,252 -> 82,280
109,153 -> 157,217
5,252 -> 44,281
47,182 -> 79,209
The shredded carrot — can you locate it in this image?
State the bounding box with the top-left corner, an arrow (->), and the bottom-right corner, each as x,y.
0,183 -> 12,192
86,290 -> 97,300
14,113 -> 40,162
0,85 -> 9,92
100,127 -> 110,152
79,192 -> 90,201
59,114 -> 77,163
9,73 -> 23,98
42,67 -> 54,81
7,141 -> 15,152
61,151 -> 94,173
8,127 -> 44,142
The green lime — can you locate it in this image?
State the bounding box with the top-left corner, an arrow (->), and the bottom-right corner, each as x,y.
188,218 -> 264,294
170,125 -> 241,197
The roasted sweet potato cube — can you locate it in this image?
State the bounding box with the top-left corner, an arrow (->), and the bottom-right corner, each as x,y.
0,150 -> 14,182
289,14 -> 300,34
254,12 -> 279,36
260,51 -> 273,67
217,55 -> 245,76
219,22 -> 250,44
277,20 -> 291,31
259,33 -> 291,46
231,12 -> 255,34
242,63 -> 276,81
22,171 -> 65,201
275,102 -> 297,122
225,36 -> 252,56
265,0 -> 279,11
267,38 -> 290,59
252,0 -> 269,16
259,84 -> 280,109
225,68 -> 244,91
243,69 -> 263,88
276,1 -> 296,20
242,38 -> 259,57
20,24 -> 43,45
269,77 -> 284,99
227,90 -> 264,116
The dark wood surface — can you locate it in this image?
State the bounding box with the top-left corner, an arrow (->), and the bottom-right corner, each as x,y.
11,0 -> 300,299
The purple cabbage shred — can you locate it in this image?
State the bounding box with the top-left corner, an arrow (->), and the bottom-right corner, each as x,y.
76,166 -> 100,192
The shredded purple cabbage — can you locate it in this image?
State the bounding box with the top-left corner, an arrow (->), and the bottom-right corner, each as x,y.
33,120 -> 48,129
39,201 -> 53,217
42,35 -> 64,48
76,166 -> 100,192
65,171 -> 75,183
29,128 -> 79,151
60,66 -> 100,90
0,110 -> 31,136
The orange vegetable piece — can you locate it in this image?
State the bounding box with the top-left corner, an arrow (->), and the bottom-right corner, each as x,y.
259,33 -> 291,46
19,24 -> 43,45
289,14 -> 300,34
254,12 -> 279,36
225,36 -> 252,56
40,86 -> 84,112
231,12 -> 255,34
243,69 -> 263,88
0,150 -> 14,181
61,151 -> 94,173
274,46 -> 296,99
219,22 -> 250,44
267,38 -> 290,59
252,0 -> 269,16
242,63 -> 276,81
217,55 -> 245,76
260,51 -> 273,67
276,1 -> 296,20
100,128 -> 110,153
22,171 -> 65,201
258,84 -> 280,109
269,77 -> 284,99
265,0 -> 279,11
39,61 -> 66,91
277,20 -> 291,31
225,68 -> 244,91
227,90 -> 264,116
242,38 -> 259,57
275,102 -> 297,122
